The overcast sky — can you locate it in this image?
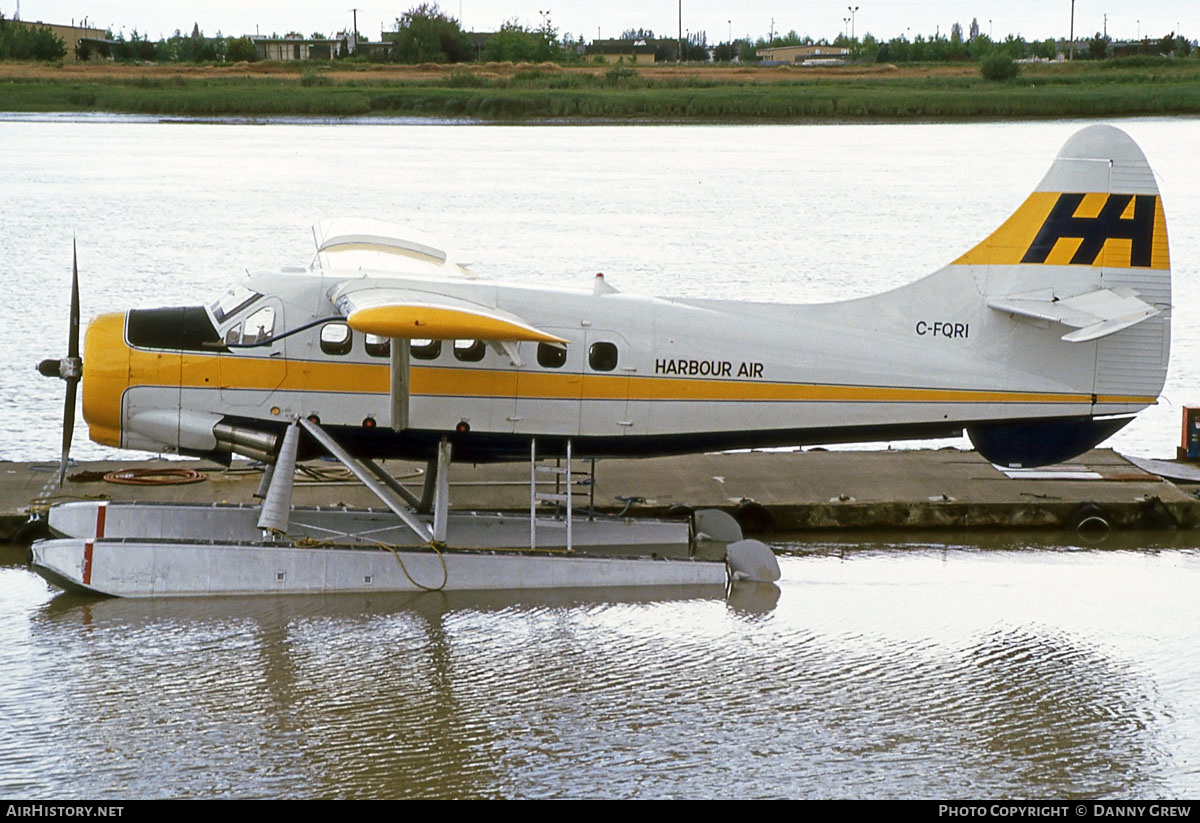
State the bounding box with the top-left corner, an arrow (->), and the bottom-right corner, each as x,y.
9,1 -> 1194,44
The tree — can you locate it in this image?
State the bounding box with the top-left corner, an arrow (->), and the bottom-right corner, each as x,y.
482,19 -> 539,62
0,14 -> 66,60
391,3 -> 472,63
482,18 -> 560,62
736,38 -> 759,62
1031,38 -> 1057,59
969,18 -> 980,41
679,30 -> 708,61
176,22 -> 216,62
110,29 -> 156,61
950,22 -> 963,43
226,36 -> 257,62
969,33 -> 995,58
619,28 -> 654,40
859,33 -> 880,62
1087,32 -> 1107,60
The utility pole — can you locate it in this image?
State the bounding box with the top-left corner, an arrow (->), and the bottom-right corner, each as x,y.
678,0 -> 682,62
349,7 -> 359,53
1069,0 -> 1075,60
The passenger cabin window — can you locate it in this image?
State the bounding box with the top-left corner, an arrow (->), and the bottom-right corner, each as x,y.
537,342 -> 567,369
589,342 -> 618,372
454,339 -> 486,362
320,323 -> 352,356
365,334 -> 391,358
411,339 -> 442,360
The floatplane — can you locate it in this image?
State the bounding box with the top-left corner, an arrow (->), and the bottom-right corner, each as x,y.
31,124 -> 1170,597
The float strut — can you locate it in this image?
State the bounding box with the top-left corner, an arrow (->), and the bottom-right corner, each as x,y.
432,438 -> 452,544
257,421 -> 299,534
297,416 -> 434,543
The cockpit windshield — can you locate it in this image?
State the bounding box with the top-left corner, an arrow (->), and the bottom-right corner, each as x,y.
210,284 -> 261,324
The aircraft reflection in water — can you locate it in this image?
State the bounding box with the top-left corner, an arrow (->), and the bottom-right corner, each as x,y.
31,124 -> 1170,597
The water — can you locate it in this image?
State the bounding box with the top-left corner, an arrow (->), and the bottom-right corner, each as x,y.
3,116 -> 1200,798
1,116 -> 1199,460
3,536 -> 1200,798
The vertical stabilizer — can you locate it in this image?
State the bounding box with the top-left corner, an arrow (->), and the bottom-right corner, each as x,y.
954,125 -> 1170,466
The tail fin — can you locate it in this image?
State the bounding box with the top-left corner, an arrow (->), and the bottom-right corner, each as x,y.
956,125 -> 1170,466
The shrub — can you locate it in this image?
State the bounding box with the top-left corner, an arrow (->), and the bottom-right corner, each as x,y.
604,63 -> 640,87
442,70 -> 489,88
979,53 -> 1019,81
300,69 -> 332,86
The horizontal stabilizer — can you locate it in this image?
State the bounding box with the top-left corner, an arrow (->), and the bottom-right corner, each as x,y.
333,284 -> 567,343
987,287 -> 1160,343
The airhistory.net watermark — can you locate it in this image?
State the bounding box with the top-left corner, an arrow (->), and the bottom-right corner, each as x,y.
5,807 -> 123,817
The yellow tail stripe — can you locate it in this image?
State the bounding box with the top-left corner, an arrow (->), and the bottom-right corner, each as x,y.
953,192 -> 1168,270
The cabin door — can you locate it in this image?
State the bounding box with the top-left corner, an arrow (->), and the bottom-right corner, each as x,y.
218,298 -> 288,406
579,330 -> 634,437
510,328 -> 581,437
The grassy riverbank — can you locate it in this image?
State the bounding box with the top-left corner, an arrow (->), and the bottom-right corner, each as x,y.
3,59 -> 1200,120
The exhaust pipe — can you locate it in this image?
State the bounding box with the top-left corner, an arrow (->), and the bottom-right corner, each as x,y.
213,423 -> 283,462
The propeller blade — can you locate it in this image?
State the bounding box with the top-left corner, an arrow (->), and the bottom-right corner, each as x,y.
69,239 -> 80,358
56,239 -> 83,486
59,377 -> 78,486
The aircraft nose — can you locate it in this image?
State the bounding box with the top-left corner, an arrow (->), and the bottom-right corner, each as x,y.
81,312 -> 128,448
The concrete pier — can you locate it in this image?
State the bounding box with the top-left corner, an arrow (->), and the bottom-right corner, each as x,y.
3,448 -> 1198,541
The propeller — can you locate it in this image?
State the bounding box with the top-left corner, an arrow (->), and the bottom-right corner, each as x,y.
36,241 -> 83,485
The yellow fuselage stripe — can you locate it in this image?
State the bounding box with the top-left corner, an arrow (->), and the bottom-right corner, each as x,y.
124,349 -> 1152,407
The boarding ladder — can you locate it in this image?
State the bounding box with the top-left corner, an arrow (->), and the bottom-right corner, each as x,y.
529,439 -> 593,551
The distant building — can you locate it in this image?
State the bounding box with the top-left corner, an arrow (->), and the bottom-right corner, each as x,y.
6,18 -> 108,63
586,38 -> 657,64
756,44 -> 849,65
251,34 -> 393,61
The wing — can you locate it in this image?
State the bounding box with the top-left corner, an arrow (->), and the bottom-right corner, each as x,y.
331,282 -> 567,344
987,286 -> 1162,343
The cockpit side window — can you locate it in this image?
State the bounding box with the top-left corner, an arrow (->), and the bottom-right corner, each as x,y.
320,322 -> 352,355
210,284 -> 261,324
239,306 -> 276,345
365,334 -> 391,358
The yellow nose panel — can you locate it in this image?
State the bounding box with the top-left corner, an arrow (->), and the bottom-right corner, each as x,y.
82,312 -> 129,448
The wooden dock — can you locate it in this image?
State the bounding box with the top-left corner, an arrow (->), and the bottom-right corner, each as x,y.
4,448 -> 1198,542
